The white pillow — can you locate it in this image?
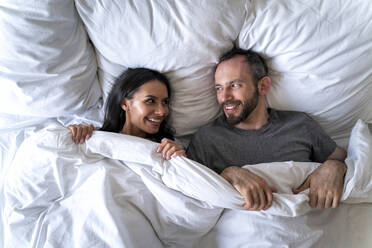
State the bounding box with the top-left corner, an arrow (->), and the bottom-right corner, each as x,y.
0,0 -> 101,117
75,0 -> 248,136
342,119 -> 372,203
238,0 -> 372,147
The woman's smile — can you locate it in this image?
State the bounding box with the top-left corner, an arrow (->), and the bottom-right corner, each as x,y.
122,80 -> 169,137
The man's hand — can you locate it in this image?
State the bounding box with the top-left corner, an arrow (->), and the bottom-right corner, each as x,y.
293,160 -> 347,208
221,166 -> 276,211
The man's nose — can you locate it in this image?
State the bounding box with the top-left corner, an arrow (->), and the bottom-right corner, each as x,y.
220,88 -> 232,103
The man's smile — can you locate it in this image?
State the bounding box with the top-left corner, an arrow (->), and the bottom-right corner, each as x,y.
223,101 -> 241,114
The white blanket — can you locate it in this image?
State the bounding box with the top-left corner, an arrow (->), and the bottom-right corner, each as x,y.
3,120 -> 372,247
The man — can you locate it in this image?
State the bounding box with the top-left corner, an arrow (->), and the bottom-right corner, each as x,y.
186,48 -> 347,211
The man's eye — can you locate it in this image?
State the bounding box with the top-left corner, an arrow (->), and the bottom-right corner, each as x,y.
215,87 -> 222,91
232,83 -> 239,88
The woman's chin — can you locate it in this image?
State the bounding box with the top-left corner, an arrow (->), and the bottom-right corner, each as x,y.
146,127 -> 160,134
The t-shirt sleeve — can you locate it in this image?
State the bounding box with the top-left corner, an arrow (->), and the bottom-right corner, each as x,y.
305,115 -> 337,162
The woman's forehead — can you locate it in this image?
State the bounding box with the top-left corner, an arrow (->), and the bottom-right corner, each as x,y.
136,80 -> 169,98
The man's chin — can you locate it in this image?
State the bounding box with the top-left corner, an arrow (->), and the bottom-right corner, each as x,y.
225,114 -> 241,126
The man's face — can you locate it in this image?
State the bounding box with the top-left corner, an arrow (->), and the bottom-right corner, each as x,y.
214,56 -> 258,125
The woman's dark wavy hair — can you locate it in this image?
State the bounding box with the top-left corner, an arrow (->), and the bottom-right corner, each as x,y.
100,68 -> 174,142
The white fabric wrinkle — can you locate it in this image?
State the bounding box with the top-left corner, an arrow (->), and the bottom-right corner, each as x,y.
3,119 -> 372,247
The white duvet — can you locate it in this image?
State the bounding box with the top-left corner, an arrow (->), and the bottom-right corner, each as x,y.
3,120 -> 372,247
1,0 -> 372,247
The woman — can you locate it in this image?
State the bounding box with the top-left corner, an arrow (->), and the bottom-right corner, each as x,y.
69,68 -> 186,160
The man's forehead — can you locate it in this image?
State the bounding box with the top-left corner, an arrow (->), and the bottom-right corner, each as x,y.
216,56 -> 251,73
219,55 -> 249,67
215,56 -> 252,84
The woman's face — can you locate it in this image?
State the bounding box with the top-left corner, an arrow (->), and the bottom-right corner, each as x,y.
121,80 -> 169,138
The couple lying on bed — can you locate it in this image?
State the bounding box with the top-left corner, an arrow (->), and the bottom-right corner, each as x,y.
69,47 -> 347,211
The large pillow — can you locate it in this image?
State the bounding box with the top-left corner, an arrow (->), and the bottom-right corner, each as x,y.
238,0 -> 372,147
75,0 -> 248,136
0,0 -> 101,117
343,119 -> 372,203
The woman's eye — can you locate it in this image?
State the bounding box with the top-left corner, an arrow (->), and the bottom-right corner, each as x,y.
162,99 -> 170,105
145,99 -> 154,103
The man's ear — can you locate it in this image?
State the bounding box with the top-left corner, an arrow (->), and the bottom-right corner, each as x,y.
258,76 -> 271,96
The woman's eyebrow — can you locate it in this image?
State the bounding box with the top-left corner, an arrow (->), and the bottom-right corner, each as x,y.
145,95 -> 169,100
145,95 -> 157,98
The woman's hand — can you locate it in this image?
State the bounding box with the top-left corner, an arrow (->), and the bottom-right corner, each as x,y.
157,138 -> 186,160
68,124 -> 94,144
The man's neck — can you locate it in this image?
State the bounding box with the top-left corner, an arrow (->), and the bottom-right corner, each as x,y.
233,101 -> 269,131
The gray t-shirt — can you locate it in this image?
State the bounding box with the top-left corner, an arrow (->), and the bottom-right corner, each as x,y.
186,109 -> 336,173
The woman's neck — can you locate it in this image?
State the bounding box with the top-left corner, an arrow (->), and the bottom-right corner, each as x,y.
121,123 -> 146,138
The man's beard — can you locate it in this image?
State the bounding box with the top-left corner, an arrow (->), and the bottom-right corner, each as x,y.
223,90 -> 259,126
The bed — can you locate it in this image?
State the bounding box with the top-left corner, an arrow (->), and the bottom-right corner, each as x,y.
1,0 -> 372,247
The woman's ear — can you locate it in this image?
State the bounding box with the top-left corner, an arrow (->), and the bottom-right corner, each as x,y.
121,99 -> 129,111
258,76 -> 271,96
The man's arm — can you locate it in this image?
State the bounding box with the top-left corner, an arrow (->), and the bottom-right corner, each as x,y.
221,166 -> 276,211
327,146 -> 347,161
294,146 -> 347,208
187,126 -> 275,211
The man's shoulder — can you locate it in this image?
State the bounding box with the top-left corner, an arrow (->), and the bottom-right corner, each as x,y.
190,115 -> 227,140
196,114 -> 225,131
272,108 -> 312,123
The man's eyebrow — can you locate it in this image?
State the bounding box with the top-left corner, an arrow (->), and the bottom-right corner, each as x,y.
230,79 -> 245,83
215,79 -> 244,85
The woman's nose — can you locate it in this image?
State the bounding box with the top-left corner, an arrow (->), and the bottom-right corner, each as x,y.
155,104 -> 168,116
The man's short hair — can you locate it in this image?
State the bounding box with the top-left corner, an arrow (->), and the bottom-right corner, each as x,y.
218,47 -> 268,84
